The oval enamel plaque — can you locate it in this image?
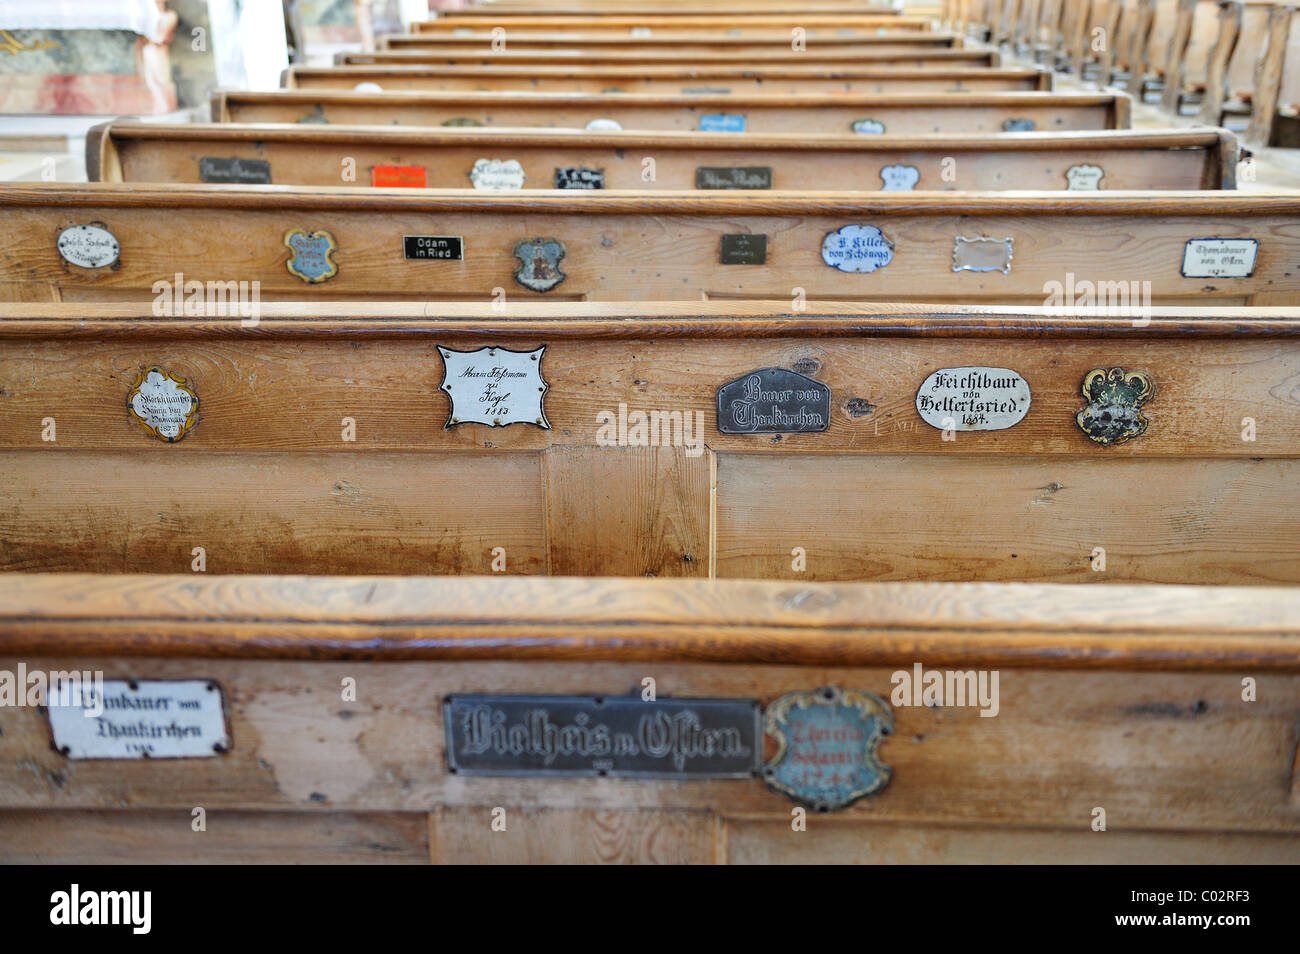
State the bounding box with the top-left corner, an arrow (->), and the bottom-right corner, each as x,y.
57,223 -> 119,269
916,367 -> 1031,431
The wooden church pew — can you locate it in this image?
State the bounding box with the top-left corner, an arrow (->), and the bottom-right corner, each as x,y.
370,32 -> 966,58
0,572 -> 1298,863
294,47 -> 1005,70
87,123 -> 1239,191
409,15 -> 931,34
7,185 -> 1294,305
251,63 -> 1057,96
217,89 -> 1128,134
2,301 -> 1299,582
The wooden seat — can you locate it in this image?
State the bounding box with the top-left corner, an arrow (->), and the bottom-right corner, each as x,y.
87,124 -> 1238,191
1,572 -> 1297,863
214,90 -> 1129,134
3,301 -> 1298,583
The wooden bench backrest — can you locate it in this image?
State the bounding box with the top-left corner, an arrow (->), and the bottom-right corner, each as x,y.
3,302 -> 1299,585
7,185 -> 1289,305
87,124 -> 1235,191
291,47 -> 1002,69
373,33 -> 964,56
1,571 -> 1297,862
256,63 -> 1057,95
221,89 -> 1125,134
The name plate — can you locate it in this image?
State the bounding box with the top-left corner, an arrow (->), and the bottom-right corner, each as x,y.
720,233 -> 767,264
438,344 -> 549,429
822,224 -> 895,273
880,164 -> 919,191
1065,163 -> 1104,190
373,164 -> 427,188
699,113 -> 746,132
198,157 -> 271,184
1181,238 -> 1258,278
916,367 -> 1031,431
444,694 -> 761,778
404,235 -> 463,260
56,223 -> 119,270
554,166 -> 605,189
717,367 -> 830,434
470,158 -> 526,190
127,366 -> 199,441
49,679 -> 230,760
695,165 -> 772,190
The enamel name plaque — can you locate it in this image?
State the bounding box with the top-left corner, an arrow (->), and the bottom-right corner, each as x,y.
822,225 -> 895,273
127,366 -> 198,442
403,235 -> 463,261
198,157 -> 271,184
717,367 -> 830,434
444,694 -> 761,778
554,166 -> 605,189
469,158 -> 526,190
763,687 -> 892,812
880,164 -> 919,191
56,223 -> 119,269
48,680 -> 230,760
438,345 -> 549,429
1065,164 -> 1104,190
699,113 -> 746,132
1180,238 -> 1259,278
916,367 -> 1031,431
695,166 -> 772,189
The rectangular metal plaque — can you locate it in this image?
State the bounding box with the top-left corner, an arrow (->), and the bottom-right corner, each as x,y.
444,694 -> 761,778
699,113 -> 746,133
1181,237 -> 1258,278
720,233 -> 767,265
374,164 -> 427,188
404,235 -> 464,260
48,679 -> 230,760
554,166 -> 605,189
198,157 -> 271,184
695,165 -> 771,189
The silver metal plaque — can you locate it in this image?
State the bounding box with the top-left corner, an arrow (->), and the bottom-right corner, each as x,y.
717,367 -> 830,434
952,235 -> 1014,274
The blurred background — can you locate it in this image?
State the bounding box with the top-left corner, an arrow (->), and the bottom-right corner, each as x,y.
0,0 -> 455,179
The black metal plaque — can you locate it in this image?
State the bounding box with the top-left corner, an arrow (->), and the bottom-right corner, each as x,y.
695,165 -> 772,189
720,233 -> 767,265
403,235 -> 464,260
554,166 -> 605,189
444,694 -> 761,778
198,157 -> 272,184
717,367 -> 831,434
